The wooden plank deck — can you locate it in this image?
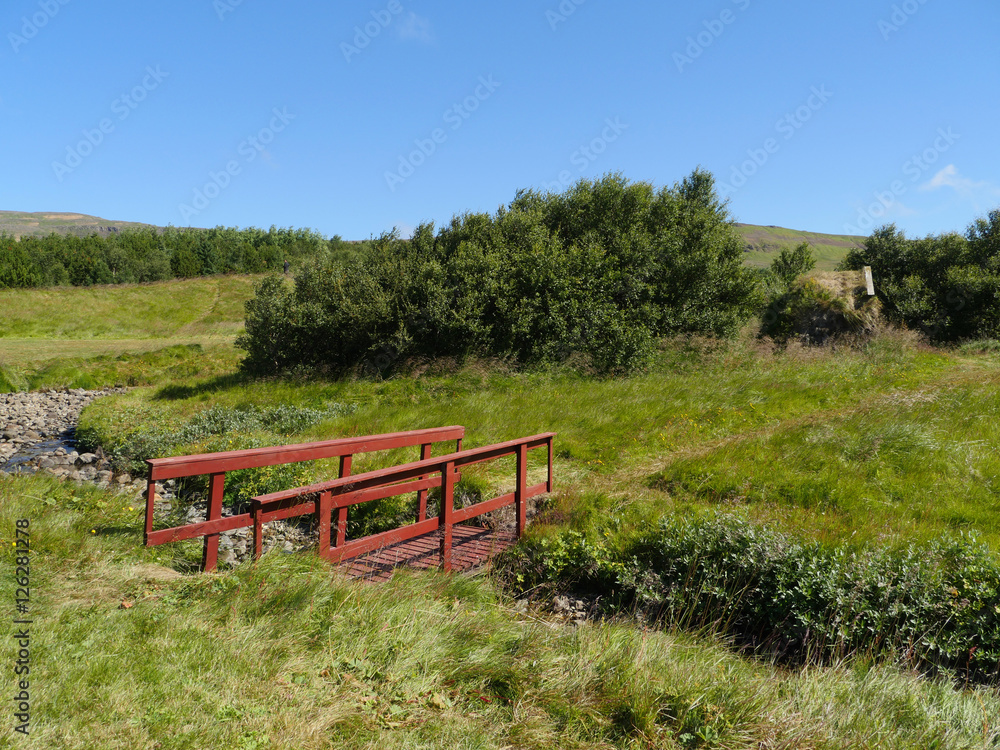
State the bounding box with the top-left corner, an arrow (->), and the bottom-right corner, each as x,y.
340,524 -> 517,582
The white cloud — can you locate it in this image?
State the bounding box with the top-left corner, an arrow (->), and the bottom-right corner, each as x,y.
397,12 -> 433,43
921,164 -> 1000,198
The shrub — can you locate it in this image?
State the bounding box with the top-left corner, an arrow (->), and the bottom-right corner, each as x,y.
237,170 -> 763,375
842,211 -> 1000,341
499,514 -> 1000,679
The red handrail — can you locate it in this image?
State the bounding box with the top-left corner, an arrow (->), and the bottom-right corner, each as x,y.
144,426 -> 465,571
252,433 -> 555,571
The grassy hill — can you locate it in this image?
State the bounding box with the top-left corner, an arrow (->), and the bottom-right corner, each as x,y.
0,210 -> 155,239
737,223 -> 864,271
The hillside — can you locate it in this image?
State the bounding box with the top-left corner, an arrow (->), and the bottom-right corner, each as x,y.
737,223 -> 864,271
3,211 -> 866,273
0,210 -> 155,239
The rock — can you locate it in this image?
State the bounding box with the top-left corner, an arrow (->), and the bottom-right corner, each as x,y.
78,453 -> 98,465
97,470 -> 113,483
38,457 -> 56,470
282,541 -> 295,553
219,550 -> 237,567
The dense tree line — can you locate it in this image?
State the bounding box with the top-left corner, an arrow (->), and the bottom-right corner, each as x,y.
0,225 -> 349,288
842,210 -> 1000,341
237,170 -> 764,375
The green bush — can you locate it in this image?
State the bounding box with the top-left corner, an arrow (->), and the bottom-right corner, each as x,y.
237,170 -> 763,375
842,210 -> 1000,341
500,515 -> 1000,679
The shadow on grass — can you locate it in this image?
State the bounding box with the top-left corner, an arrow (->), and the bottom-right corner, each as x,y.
152,372 -> 250,401
89,525 -> 142,540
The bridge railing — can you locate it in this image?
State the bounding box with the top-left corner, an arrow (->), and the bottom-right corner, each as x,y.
144,426 -> 465,571
252,432 -> 555,571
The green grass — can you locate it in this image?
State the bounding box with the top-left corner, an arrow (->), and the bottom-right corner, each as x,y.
0,275 -> 258,342
2,474 -> 999,749
0,274 -> 252,390
8,277 -> 1000,745
738,224 -> 863,271
82,330 -> 999,549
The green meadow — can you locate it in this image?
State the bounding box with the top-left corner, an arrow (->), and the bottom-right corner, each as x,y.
2,275 -> 1000,748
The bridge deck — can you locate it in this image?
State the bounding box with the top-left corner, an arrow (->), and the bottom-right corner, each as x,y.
340,525 -> 517,582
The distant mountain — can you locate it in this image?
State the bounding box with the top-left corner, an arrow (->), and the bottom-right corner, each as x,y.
0,211 -> 155,239
737,224 -> 865,272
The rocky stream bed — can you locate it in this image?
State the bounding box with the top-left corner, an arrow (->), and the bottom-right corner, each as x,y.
0,388 -> 316,565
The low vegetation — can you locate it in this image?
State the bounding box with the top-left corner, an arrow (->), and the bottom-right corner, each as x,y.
3,475 -> 1000,749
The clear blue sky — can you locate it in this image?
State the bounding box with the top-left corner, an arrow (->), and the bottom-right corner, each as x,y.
3,0 -> 998,240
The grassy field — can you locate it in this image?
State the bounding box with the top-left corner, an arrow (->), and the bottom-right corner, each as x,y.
0,275 -> 256,389
3,278 -> 1000,747
2,475 -> 999,749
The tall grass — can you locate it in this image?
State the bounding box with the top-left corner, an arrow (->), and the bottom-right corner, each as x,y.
2,474 -> 999,749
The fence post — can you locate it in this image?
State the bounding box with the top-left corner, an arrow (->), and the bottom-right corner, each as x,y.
316,490 -> 333,555
515,443 -> 528,538
416,443 -> 432,523
334,455 -> 352,548
546,436 -> 553,493
144,478 -> 157,546
439,460 -> 455,571
201,472 -> 225,571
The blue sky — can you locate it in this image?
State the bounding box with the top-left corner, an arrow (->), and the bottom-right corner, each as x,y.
2,0 -> 998,240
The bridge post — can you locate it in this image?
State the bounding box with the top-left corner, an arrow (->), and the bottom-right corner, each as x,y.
416,443 -> 432,523
515,444 -> 528,537
439,460 -> 455,571
201,472 -> 225,571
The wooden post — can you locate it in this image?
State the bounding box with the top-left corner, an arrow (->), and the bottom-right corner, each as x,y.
201,472 -> 225,571
416,443 -> 432,523
334,455 -> 352,548
143,478 -> 157,545
515,444 -> 528,538
439,461 -> 455,571
546,436 -> 553,493
317,491 -> 333,554
253,510 -> 263,561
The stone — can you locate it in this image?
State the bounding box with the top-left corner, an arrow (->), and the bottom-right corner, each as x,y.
78,453 -> 98,464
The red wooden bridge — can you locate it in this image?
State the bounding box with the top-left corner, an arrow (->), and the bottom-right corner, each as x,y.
143,426 -> 554,579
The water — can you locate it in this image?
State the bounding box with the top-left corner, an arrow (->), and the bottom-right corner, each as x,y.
0,429 -> 79,474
